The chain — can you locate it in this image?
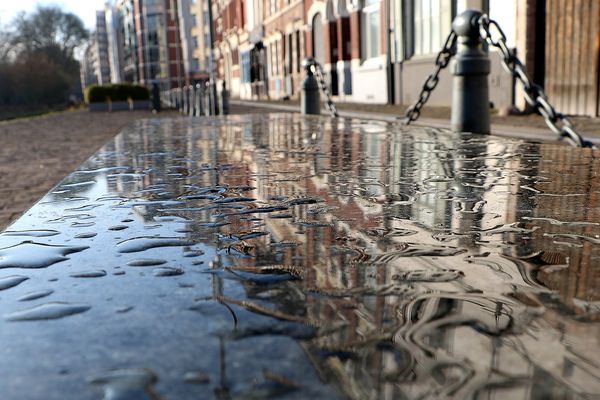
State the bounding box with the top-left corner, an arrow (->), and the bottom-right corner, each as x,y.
478,14 -> 593,148
401,15 -> 592,148
402,31 -> 457,125
308,60 -> 339,118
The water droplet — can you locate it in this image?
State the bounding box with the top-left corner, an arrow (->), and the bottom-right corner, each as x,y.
1,230 -> 60,238
183,250 -> 204,257
296,219 -> 332,228
0,241 -> 89,269
392,269 -> 464,282
153,267 -> 184,277
5,302 -> 91,321
75,232 -> 97,239
183,371 -> 210,384
69,270 -> 106,278
71,222 -> 96,228
60,180 -> 96,189
116,237 -> 195,253
108,225 -> 128,231
269,213 -> 294,219
65,204 -> 102,212
127,259 -> 167,267
116,306 -> 133,313
18,289 -> 54,301
88,368 -> 158,399
0,275 -> 29,290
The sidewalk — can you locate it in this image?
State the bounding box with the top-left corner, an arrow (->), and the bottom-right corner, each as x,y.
230,99 -> 600,144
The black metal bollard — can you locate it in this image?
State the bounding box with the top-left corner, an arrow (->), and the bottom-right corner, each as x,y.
151,83 -> 160,112
188,85 -> 195,116
451,10 -> 490,134
194,84 -> 202,116
220,81 -> 229,115
301,58 -> 320,115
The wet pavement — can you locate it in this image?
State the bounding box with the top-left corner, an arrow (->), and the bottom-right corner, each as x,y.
0,114 -> 599,399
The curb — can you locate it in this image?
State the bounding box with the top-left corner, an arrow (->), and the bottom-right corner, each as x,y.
230,100 -> 598,145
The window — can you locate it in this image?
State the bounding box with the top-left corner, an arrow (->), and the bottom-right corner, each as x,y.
361,0 -> 381,61
295,31 -> 301,73
413,0 -> 452,56
241,51 -> 251,83
286,33 -> 293,75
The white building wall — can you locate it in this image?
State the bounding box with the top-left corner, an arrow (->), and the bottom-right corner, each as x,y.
349,58 -> 389,103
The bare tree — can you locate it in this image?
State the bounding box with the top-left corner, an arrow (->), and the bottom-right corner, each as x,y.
11,6 -> 88,61
0,6 -> 89,118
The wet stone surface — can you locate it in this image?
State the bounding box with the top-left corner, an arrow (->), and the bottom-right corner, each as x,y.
0,114 -> 599,399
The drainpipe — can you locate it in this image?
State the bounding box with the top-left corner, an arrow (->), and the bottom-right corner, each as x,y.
385,0 -> 394,104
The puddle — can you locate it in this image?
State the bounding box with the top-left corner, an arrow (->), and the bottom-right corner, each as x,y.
0,241 -> 89,269
0,114 -> 598,399
116,237 -> 195,253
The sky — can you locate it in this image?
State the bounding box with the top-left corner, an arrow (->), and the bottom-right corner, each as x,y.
0,0 -> 106,29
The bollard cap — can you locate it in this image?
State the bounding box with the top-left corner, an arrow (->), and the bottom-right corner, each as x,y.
302,57 -> 315,74
452,9 -> 483,38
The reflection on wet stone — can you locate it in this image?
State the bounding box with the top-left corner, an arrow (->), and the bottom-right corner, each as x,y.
89,368 -> 159,400
0,114 -> 598,399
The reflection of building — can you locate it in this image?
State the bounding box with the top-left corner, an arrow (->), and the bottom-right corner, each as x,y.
519,145 -> 600,321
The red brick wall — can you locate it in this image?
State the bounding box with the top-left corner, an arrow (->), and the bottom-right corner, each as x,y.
350,11 -> 361,60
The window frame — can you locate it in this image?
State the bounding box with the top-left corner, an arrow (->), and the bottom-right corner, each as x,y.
360,1 -> 381,63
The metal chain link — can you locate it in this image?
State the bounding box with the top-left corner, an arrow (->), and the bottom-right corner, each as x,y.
308,60 -> 339,118
478,14 -> 593,148
402,15 -> 592,148
402,31 -> 457,125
